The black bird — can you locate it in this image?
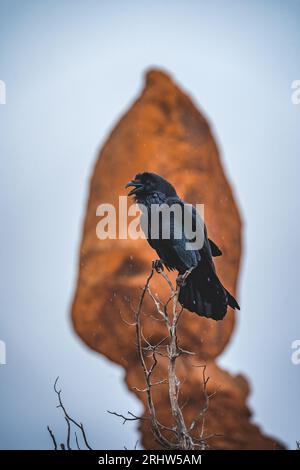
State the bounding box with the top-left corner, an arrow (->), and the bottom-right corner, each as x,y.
125,172 -> 240,321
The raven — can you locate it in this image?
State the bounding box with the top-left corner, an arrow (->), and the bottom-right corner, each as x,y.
125,172 -> 240,321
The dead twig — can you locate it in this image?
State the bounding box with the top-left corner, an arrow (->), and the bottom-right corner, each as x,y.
109,262 -> 219,450
47,377 -> 93,450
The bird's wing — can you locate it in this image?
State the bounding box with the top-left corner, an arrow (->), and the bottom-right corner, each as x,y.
159,196 -> 202,269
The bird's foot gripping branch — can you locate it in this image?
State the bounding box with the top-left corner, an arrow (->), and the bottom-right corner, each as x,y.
108,264 -> 220,450
175,266 -> 195,287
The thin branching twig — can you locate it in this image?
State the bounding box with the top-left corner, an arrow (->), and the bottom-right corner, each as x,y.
109,262 -> 219,450
47,377 -> 93,450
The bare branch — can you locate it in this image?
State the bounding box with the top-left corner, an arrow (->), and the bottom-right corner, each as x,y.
119,309 -> 136,327
107,410 -> 146,424
47,426 -> 57,450
110,262 -> 219,450
189,365 -> 213,435
75,432 -> 81,450
146,287 -> 170,326
47,377 -> 93,450
65,417 -> 71,450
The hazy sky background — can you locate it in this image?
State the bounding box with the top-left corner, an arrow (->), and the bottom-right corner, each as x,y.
0,0 -> 299,449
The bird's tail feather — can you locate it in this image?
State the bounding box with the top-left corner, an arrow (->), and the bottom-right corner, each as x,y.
225,289 -> 240,310
178,266 -> 239,321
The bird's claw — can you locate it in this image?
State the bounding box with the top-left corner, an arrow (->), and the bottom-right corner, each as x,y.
152,259 -> 164,273
176,274 -> 186,287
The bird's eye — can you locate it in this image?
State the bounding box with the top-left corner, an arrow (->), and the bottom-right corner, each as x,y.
146,180 -> 153,189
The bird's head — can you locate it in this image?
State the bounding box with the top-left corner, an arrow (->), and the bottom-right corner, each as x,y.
125,172 -> 177,201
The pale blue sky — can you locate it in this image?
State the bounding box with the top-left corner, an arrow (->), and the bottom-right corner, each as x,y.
0,0 -> 299,449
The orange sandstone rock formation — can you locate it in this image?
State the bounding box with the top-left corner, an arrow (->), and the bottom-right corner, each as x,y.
71,69 -> 282,449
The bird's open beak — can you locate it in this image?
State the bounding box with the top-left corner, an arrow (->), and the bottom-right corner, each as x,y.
125,180 -> 144,196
